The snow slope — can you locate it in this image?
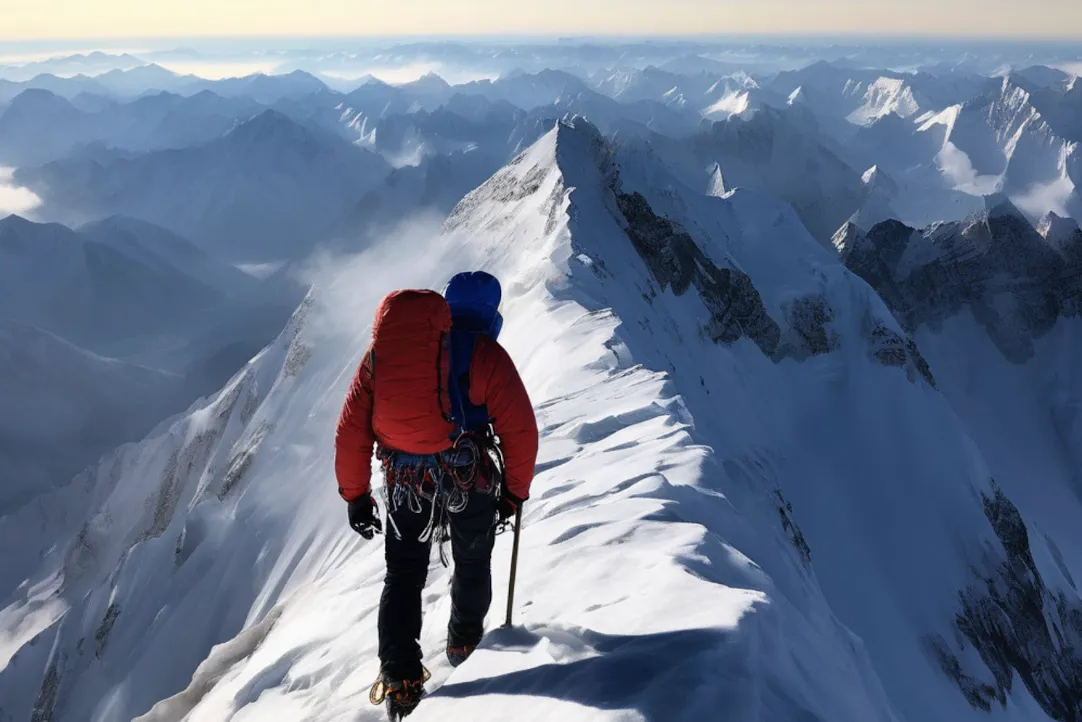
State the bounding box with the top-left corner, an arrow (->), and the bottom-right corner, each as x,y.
915,78 -> 1080,222
2,119 -> 1080,722
847,77 -> 923,126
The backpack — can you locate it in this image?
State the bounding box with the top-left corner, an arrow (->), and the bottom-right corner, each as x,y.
369,289 -> 456,453
368,285 -> 498,452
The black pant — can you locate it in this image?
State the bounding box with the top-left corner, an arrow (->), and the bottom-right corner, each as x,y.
377,485 -> 497,681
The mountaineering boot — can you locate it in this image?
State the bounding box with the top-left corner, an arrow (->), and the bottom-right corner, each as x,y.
369,666 -> 429,721
446,643 -> 477,667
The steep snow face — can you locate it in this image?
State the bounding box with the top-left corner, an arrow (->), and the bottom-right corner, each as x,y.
850,165 -> 901,229
847,77 -> 923,126
702,88 -> 753,121
839,206 -> 1082,720
4,118 -> 1078,722
706,162 -> 727,196
916,79 -> 1078,220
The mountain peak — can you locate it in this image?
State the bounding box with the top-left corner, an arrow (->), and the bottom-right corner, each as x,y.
862,165 -> 900,194
553,115 -> 607,170
0,214 -> 81,249
982,193 -> 1028,222
227,109 -> 312,144
8,87 -> 73,110
447,116 -> 607,230
0,213 -> 33,230
1037,211 -> 1082,253
403,72 -> 450,90
707,162 -> 728,196
832,220 -> 870,257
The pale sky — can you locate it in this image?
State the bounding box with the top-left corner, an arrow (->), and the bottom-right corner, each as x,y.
3,0 -> 1082,40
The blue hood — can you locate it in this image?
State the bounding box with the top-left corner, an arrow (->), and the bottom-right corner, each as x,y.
444,271 -> 504,338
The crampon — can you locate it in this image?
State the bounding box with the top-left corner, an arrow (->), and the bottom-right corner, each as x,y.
446,643 -> 477,668
369,666 -> 431,721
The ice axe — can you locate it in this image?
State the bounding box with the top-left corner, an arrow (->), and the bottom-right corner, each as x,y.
503,503 -> 523,627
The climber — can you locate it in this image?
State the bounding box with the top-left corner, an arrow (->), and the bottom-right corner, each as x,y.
334,271 -> 538,719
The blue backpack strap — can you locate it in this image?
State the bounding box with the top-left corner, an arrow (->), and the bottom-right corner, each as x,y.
447,328 -> 491,435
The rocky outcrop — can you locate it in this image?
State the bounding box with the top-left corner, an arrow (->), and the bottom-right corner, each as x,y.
613,185 -> 935,387
613,189 -> 783,357
932,482 -> 1082,720
840,199 -> 1082,363
866,321 -> 937,387
782,295 -> 840,359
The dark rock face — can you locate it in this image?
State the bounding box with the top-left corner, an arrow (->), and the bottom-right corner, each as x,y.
783,296 -> 840,359
775,489 -> 812,566
840,202 -> 1082,363
866,321 -> 937,387
612,186 -> 935,388
613,189 -> 782,357
931,482 -> 1082,720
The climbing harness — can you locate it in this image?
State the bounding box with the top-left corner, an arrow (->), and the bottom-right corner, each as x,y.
377,429 -> 505,565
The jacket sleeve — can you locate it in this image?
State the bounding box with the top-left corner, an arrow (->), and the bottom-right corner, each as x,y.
472,338 -> 538,501
335,349 -> 376,501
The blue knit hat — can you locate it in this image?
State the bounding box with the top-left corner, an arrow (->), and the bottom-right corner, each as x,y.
444,271 -> 503,338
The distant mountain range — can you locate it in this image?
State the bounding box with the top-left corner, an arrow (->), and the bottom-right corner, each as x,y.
14,110 -> 392,261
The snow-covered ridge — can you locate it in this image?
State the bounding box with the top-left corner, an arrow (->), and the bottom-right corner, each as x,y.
3,118 -> 1082,722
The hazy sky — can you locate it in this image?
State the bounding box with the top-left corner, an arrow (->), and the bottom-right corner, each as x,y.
4,0 -> 1082,40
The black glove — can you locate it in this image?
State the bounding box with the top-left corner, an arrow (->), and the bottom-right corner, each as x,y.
497,492 -> 523,523
347,493 -> 382,539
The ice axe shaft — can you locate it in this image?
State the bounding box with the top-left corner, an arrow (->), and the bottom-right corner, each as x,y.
504,504 -> 523,627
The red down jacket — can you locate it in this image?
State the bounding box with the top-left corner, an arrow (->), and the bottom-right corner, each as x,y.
335,289 -> 538,503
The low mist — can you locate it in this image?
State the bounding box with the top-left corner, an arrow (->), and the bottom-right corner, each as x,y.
0,167 -> 42,217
